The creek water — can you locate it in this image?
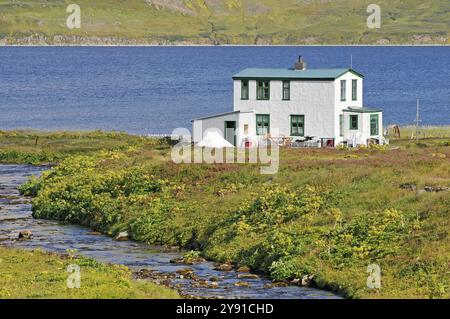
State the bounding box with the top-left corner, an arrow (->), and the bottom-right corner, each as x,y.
0,164 -> 339,299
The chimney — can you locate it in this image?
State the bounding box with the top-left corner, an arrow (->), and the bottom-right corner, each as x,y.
294,55 -> 307,71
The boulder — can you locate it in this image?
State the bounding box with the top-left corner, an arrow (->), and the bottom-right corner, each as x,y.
214,263 -> 233,271
400,183 -> 417,191
170,257 -> 185,264
176,268 -> 198,280
424,186 -> 449,193
170,255 -> 206,265
18,230 -> 33,240
237,273 -> 259,280
236,266 -> 250,273
176,268 -> 194,276
115,231 -> 129,241
301,275 -> 315,287
234,281 -> 251,287
264,281 -> 288,288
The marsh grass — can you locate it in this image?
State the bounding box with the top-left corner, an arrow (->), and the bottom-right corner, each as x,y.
3,128 -> 450,298
0,247 -> 179,299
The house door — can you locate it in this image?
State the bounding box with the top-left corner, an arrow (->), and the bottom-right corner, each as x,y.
224,121 -> 236,146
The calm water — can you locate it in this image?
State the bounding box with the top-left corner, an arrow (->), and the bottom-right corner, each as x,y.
0,46 -> 449,134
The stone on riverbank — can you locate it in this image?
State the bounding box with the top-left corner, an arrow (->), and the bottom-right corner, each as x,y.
236,266 -> 250,273
115,231 -> 129,241
214,263 -> 233,271
237,273 -> 259,280
301,275 -> 315,287
18,230 -> 33,240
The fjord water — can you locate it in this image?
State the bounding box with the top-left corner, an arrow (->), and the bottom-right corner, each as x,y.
0,165 -> 338,299
0,46 -> 449,134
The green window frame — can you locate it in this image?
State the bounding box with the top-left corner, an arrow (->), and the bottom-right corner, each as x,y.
340,80 -> 347,101
290,115 -> 305,137
257,80 -> 270,100
349,114 -> 358,130
241,80 -> 249,100
256,114 -> 270,136
339,114 -> 344,136
282,80 -> 290,101
370,114 -> 379,135
352,79 -> 357,101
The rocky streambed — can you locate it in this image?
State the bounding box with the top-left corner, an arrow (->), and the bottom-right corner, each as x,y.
0,164 -> 339,299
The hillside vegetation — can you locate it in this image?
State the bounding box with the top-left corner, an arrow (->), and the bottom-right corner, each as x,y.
0,0 -> 448,45
2,129 -> 448,298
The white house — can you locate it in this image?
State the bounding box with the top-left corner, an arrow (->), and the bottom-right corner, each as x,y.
192,56 -> 383,148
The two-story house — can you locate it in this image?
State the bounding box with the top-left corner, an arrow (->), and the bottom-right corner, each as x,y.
192,57 -> 383,147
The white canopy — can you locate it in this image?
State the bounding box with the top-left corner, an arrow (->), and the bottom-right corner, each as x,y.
197,131 -> 234,148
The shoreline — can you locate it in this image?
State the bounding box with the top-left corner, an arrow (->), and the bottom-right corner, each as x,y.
2,44 -> 450,47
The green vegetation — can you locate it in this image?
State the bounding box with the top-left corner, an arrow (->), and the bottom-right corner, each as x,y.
0,130 -> 152,164
0,247 -> 179,299
1,0 -> 448,45
7,128 -> 448,299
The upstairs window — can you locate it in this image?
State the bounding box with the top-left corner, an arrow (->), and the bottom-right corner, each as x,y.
352,79 -> 357,101
340,80 -> 347,101
282,81 -> 290,100
370,114 -> 379,135
350,114 -> 358,130
256,114 -> 270,135
241,80 -> 249,100
290,115 -> 305,136
257,80 -> 270,100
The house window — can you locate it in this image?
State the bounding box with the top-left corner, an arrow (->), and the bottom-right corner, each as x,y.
340,80 -> 346,101
257,80 -> 270,100
370,114 -> 379,135
244,124 -> 249,135
241,80 -> 249,100
339,114 -> 344,136
349,114 -> 358,130
290,115 -> 305,136
352,80 -> 357,101
256,114 -> 270,135
282,81 -> 290,100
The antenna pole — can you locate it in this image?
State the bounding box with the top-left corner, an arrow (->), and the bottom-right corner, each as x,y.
415,99 -> 420,143
350,54 -> 353,69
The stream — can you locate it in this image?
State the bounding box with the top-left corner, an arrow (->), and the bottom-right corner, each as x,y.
0,164 -> 339,299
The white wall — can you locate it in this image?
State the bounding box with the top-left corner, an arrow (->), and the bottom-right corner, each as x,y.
192,111 -> 255,146
233,79 -> 336,139
342,111 -> 383,145
334,72 -> 364,142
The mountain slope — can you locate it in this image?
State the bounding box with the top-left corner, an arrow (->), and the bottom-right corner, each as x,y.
0,0 -> 448,45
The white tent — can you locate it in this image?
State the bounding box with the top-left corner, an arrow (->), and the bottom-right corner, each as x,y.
197,131 -> 234,148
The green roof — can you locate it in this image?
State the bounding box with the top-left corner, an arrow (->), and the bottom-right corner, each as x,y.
232,68 -> 363,80
343,107 -> 382,113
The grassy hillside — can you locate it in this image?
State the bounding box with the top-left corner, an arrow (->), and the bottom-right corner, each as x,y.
0,247 -> 179,298
0,0 -> 448,45
2,129 -> 448,298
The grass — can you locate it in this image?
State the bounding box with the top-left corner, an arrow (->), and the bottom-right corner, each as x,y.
1,128 -> 449,298
0,0 -> 448,45
0,130 -> 152,164
0,247 -> 179,299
